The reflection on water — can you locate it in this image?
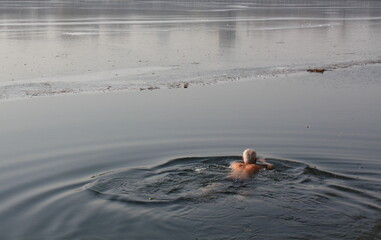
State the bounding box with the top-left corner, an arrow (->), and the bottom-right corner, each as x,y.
0,0 -> 380,100
0,1 -> 381,239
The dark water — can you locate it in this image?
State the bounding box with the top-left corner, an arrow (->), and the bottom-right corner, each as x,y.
1,65 -> 381,239
86,156 -> 380,239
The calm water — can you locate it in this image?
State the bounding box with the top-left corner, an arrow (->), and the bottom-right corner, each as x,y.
1,65 -> 381,239
1,0 -> 381,239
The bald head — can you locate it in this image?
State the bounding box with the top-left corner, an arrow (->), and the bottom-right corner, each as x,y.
243,149 -> 257,164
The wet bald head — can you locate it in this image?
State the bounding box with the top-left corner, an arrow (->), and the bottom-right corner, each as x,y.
242,149 -> 257,164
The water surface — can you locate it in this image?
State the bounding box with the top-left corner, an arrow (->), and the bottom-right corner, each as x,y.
1,64 -> 381,239
0,0 -> 381,239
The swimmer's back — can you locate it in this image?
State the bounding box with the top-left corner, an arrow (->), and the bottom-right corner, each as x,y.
230,162 -> 264,179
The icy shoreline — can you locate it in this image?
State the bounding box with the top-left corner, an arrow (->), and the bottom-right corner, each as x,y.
1,59 -> 380,101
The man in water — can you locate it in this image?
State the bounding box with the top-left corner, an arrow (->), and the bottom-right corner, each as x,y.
229,149 -> 274,179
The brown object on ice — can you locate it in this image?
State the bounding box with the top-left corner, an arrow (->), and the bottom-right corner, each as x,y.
147,86 -> 160,90
307,68 -> 326,73
184,82 -> 189,88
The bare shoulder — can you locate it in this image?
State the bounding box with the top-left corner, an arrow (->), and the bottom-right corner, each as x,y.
246,164 -> 264,171
230,162 -> 244,170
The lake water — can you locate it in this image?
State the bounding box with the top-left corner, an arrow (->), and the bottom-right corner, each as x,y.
0,0 -> 381,239
1,64 -> 381,239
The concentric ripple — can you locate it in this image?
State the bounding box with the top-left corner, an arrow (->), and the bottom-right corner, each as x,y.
85,156 -> 372,206
87,157 -> 237,204
82,156 -> 381,239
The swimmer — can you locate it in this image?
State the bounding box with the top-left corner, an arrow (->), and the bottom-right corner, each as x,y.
229,149 -> 274,179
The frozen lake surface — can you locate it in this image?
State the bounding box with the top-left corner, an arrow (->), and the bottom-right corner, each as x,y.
0,0 -> 380,100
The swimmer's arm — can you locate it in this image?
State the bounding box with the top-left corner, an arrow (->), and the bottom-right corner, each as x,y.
257,158 -> 274,170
